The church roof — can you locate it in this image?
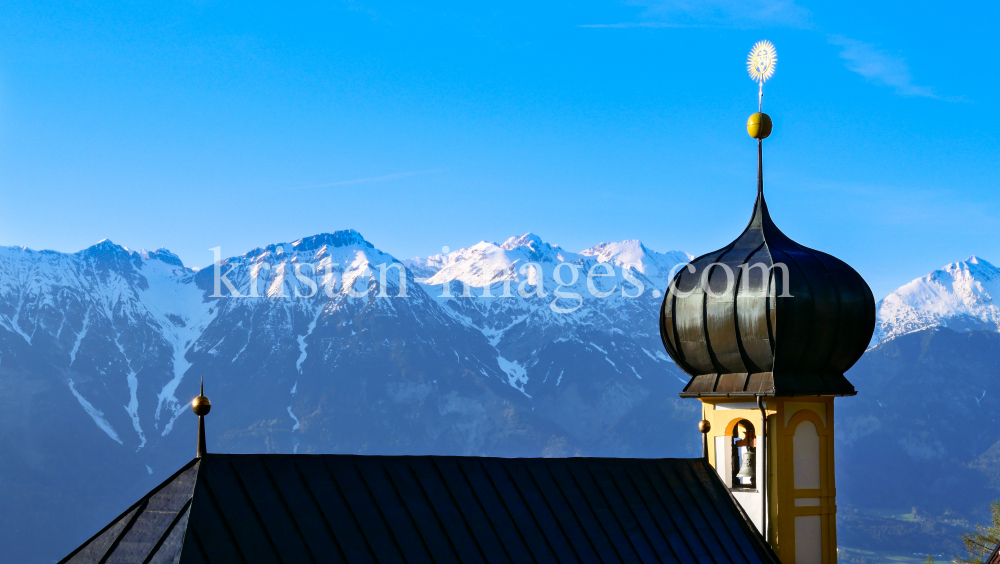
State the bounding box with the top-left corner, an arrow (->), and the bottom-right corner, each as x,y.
61,454 -> 779,564
660,147 -> 876,398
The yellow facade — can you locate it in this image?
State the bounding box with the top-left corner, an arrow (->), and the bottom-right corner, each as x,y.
700,397 -> 837,564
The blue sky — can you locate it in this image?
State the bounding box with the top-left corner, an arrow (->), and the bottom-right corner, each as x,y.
0,1 -> 996,299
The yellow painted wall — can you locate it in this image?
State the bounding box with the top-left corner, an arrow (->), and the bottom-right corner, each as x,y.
699,397 -> 838,564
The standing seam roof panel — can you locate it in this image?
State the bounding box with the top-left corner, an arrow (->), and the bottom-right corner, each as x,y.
381,457 -> 469,564
656,461 -> 738,564
544,460 -> 626,564
523,461 -> 605,563
603,462 -> 683,563
424,458 -> 515,564
145,502 -> 192,564
178,529 -> 210,564
506,460 -> 586,563
479,460 -> 562,564
450,458 -> 538,564
586,461 -> 663,564
229,457 -> 318,564
62,455 -> 780,564
354,458 -> 438,564
201,458 -> 284,563
185,476 -> 248,563
565,462 -> 643,563
620,462 -> 698,563
293,457 -> 379,563
324,457 -> 411,564
682,464 -> 767,564
260,457 -> 348,563
636,461 -> 717,564
403,458 -> 493,564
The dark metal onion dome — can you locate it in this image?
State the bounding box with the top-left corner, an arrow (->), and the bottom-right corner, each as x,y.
660,136 -> 875,397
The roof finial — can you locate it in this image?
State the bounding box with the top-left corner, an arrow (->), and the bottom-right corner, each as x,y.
746,41 -> 775,142
747,40 -> 777,112
746,41 -> 776,204
191,377 -> 211,458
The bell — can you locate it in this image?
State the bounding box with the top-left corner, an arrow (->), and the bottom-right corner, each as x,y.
736,449 -> 756,479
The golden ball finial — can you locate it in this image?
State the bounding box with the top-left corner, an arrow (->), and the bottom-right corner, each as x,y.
747,112 -> 772,139
192,394 -> 211,416
191,377 -> 211,416
698,419 -> 711,434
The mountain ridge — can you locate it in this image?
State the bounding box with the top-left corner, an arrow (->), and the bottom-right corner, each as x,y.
872,256 -> 1000,347
1,230 -> 997,562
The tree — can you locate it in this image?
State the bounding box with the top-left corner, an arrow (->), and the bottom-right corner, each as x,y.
956,500 -> 1000,564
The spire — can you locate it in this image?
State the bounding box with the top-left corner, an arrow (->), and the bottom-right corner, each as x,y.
746,40 -> 775,239
746,39 -> 775,205
191,377 -> 211,458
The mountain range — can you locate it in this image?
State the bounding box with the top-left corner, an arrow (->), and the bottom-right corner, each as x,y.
871,256 -> 1000,345
1,231 -> 998,562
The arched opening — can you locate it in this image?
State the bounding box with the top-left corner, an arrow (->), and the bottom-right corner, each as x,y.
731,419 -> 756,490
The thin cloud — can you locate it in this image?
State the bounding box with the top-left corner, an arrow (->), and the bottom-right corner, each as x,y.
577,5 -> 966,102
288,169 -> 443,190
578,22 -> 697,29
579,6 -> 957,102
828,35 -> 940,98
583,0 -> 812,29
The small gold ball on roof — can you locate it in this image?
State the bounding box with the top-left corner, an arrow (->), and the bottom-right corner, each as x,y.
698,419 -> 711,433
192,394 -> 211,416
747,112 -> 772,139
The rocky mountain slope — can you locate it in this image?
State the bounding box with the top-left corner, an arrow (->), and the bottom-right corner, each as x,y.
5,230 -> 1000,562
409,234 -> 693,444
836,256 -> 1000,555
837,327 -> 1000,555
871,256 -> 1000,346
0,231 -> 697,563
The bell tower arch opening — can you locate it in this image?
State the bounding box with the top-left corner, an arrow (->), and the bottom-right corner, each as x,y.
731,419 -> 757,490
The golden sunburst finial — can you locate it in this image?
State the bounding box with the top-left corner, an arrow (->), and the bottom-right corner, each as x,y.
747,41 -> 777,112
747,40 -> 777,84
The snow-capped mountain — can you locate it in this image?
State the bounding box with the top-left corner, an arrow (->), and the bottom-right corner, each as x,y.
410,233 -> 694,444
5,228 -> 999,562
871,256 -> 1000,347
0,240 -> 210,449
834,254 -> 1000,553
0,230 -> 698,564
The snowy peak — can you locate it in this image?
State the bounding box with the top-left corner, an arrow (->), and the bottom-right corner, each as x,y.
142,248 -> 184,268
498,233 -> 570,263
239,231 -> 377,264
581,241 -> 692,285
403,253 -> 451,281
500,233 -> 546,250
83,238 -> 127,253
422,235 -> 583,288
291,230 -> 374,252
416,235 -> 691,290
225,230 -> 394,267
580,239 -> 649,262
873,256 -> 1000,346
195,230 -> 413,303
78,239 -> 139,264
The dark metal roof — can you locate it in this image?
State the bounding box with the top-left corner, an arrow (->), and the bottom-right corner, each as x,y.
660,145 -> 876,397
61,454 -> 779,564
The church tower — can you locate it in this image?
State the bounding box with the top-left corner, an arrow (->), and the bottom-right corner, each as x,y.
659,42 -> 876,564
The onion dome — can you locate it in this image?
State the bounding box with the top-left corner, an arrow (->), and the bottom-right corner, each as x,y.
659,123 -> 875,397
